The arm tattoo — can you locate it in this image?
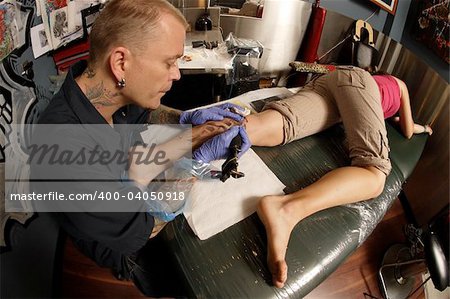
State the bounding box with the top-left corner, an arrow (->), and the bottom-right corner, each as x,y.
86,82 -> 119,107
148,105 -> 182,124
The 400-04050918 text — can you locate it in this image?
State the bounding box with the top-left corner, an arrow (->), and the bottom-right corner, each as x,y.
9,191 -> 186,201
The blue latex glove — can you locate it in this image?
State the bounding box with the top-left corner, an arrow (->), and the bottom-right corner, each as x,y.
193,126 -> 251,163
180,103 -> 245,125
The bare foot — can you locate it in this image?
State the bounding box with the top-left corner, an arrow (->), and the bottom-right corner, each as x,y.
257,195 -> 298,288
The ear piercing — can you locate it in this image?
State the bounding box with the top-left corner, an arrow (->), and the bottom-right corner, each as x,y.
117,78 -> 126,88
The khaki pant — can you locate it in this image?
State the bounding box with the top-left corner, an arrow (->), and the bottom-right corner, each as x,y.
264,67 -> 391,175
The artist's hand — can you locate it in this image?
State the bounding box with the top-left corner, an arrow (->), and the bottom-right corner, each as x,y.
193,126 -> 251,163
180,103 -> 245,125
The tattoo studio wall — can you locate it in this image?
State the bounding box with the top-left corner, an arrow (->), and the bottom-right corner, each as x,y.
1,0 -> 58,247
1,0 -> 103,248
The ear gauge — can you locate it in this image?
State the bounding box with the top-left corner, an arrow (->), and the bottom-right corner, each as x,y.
117,78 -> 126,88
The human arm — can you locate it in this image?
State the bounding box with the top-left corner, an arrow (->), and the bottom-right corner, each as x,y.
192,125 -> 251,163
128,119 -> 237,186
180,103 -> 245,125
415,123 -> 433,135
148,104 -> 182,124
29,125 -> 156,253
394,78 -> 414,139
129,119 -> 233,238
149,102 -> 245,125
392,116 -> 433,137
393,77 -> 432,139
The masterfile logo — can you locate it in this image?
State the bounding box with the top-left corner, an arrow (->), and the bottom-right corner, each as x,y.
5,124 -> 194,213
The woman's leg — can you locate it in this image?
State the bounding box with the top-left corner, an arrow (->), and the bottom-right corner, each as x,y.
245,120 -> 388,289
251,69 -> 391,288
244,85 -> 340,147
245,110 -> 285,146
257,165 -> 386,288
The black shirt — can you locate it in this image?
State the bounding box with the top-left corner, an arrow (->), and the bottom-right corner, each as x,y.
33,61 -> 154,275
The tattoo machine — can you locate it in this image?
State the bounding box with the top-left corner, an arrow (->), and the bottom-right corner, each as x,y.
220,133 -> 245,182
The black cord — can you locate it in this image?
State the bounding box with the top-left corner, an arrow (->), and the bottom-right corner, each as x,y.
227,64 -> 236,99
363,292 -> 381,299
362,270 -> 429,299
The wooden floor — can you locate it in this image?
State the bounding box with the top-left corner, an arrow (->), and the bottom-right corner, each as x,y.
61,241 -> 145,299
61,199 -> 425,298
305,199 -> 425,299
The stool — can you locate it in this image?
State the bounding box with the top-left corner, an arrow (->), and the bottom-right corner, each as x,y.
378,206 -> 449,298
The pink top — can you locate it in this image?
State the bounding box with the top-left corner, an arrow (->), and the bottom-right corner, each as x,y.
373,75 -> 401,119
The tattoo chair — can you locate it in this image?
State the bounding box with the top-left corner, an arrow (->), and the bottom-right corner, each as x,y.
159,119 -> 429,297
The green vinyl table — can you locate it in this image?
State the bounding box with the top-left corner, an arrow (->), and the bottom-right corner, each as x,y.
159,122 -> 427,298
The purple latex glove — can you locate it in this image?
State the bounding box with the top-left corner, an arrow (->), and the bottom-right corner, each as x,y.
180,103 -> 245,125
193,126 -> 251,163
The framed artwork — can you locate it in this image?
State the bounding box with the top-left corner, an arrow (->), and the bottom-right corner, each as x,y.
369,0 -> 398,15
411,0 -> 449,64
0,0 -> 19,60
81,3 -> 101,38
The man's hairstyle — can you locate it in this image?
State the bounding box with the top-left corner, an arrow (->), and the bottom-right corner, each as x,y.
88,0 -> 187,66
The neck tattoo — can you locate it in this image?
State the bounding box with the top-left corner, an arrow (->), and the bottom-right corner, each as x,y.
83,67 -> 96,78
86,81 -> 119,107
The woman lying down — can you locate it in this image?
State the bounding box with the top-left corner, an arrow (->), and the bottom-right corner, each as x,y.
178,66 -> 432,288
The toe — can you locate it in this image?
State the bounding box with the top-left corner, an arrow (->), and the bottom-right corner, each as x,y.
272,260 -> 288,288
